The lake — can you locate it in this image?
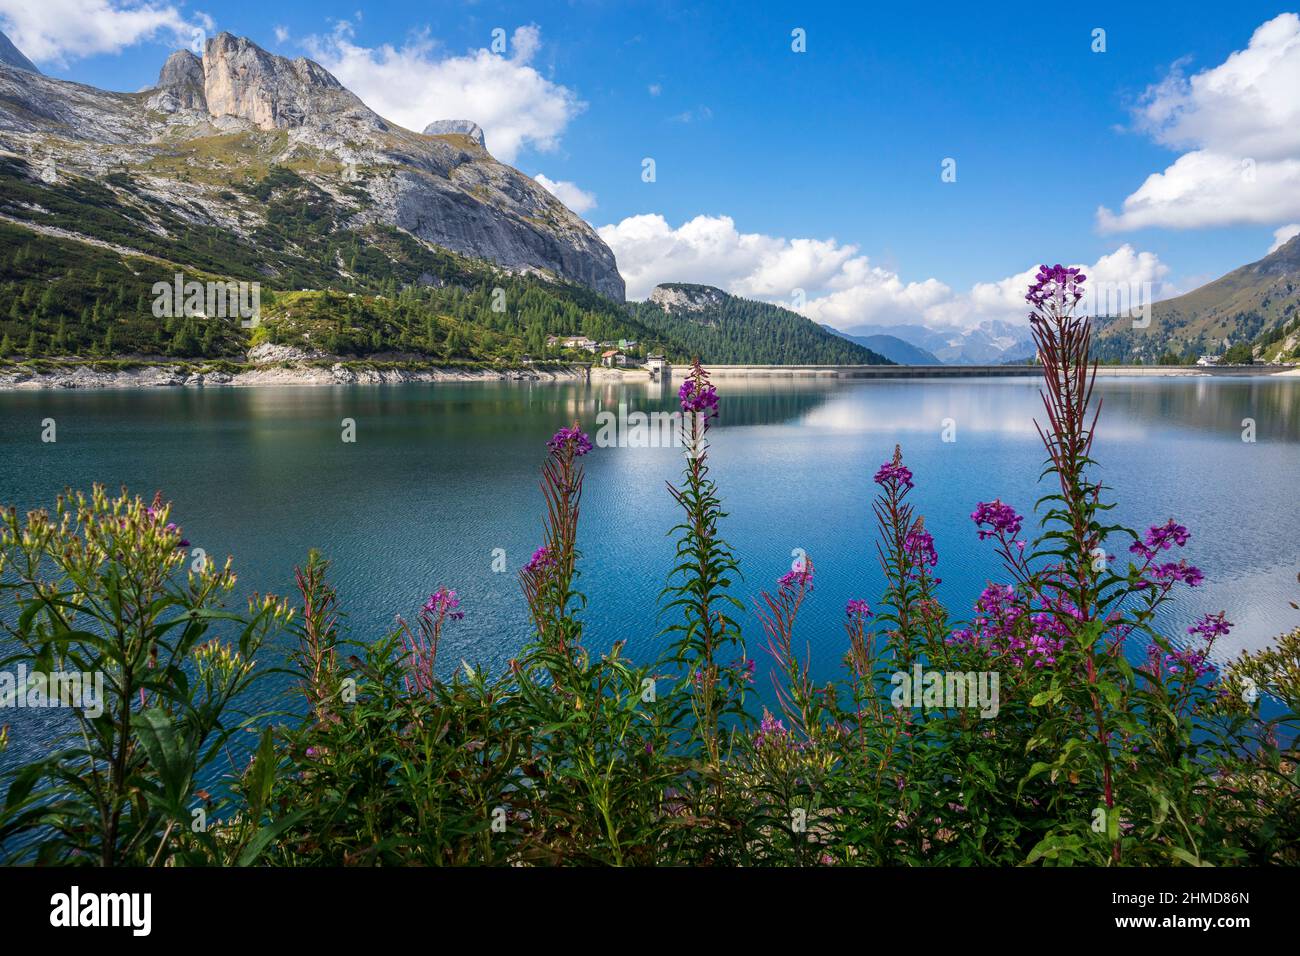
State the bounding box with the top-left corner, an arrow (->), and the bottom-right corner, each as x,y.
0,374 -> 1297,758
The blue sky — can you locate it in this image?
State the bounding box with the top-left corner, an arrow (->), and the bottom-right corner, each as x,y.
4,1 -> 1299,328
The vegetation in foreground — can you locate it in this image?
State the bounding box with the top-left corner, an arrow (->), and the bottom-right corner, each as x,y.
0,268 -> 1296,866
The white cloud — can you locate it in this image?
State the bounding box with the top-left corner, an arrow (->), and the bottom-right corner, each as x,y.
1269,223 -> 1300,253
273,24 -> 289,44
534,173 -> 596,215
1100,13 -> 1300,231
669,105 -> 712,123
0,0 -> 211,65
599,213 -> 1170,330
648,83 -> 661,96
305,21 -> 583,164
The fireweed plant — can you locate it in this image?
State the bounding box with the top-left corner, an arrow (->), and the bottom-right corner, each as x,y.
1,273 -> 1297,866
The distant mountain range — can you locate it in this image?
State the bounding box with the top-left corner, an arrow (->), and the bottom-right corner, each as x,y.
821,327 -> 942,365
1093,233 -> 1300,364
823,319 -> 1036,365
824,235 -> 1300,366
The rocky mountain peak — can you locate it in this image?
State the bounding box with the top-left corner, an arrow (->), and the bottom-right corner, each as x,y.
0,30 -> 39,74
649,283 -> 728,313
201,32 -> 378,131
423,119 -> 486,149
0,32 -> 626,302
1257,231 -> 1300,275
151,50 -> 207,112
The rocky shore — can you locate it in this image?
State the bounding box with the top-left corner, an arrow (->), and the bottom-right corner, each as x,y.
0,346 -> 589,390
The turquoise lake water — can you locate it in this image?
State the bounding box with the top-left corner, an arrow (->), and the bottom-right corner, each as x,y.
0,374 -> 1297,761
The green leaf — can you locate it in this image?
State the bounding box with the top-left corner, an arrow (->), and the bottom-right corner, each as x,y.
237,810 -> 306,866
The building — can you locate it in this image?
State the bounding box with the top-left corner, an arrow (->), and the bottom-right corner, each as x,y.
548,334 -> 598,352
646,354 -> 669,379
1196,354 -> 1221,366
600,349 -> 619,367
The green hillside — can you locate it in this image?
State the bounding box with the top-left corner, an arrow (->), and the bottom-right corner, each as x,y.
629,283 -> 891,365
0,157 -> 680,365
1093,234 -> 1300,364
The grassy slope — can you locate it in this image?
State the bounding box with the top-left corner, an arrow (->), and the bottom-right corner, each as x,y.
1093,236 -> 1300,363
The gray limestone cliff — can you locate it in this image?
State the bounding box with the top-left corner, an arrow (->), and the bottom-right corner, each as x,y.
0,32 -> 624,300
0,30 -> 38,74
423,120 -> 486,149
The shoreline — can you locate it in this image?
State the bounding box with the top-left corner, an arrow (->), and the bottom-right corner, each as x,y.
0,359 -> 1295,390
0,359 -> 591,390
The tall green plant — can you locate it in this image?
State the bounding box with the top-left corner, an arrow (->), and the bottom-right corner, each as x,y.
0,487 -> 291,865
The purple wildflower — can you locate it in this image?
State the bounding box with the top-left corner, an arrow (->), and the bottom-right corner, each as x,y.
904,526 -> 938,569
547,424 -> 592,457
1187,610 -> 1231,642
971,499 -> 1024,542
778,564 -> 814,592
733,657 -> 756,683
754,710 -> 789,749
873,461 -> 914,491
523,546 -> 556,576
1150,560 -> 1204,588
1149,612 -> 1224,679
1026,264 -> 1087,311
422,586 -> 465,621
946,583 -> 1066,668
845,599 -> 872,620
1129,519 -> 1190,560
678,379 -> 719,417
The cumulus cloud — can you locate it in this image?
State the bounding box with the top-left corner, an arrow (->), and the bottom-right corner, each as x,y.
599,213 -> 1170,330
534,173 -> 596,215
0,0 -> 211,65
273,24 -> 289,44
305,22 -> 583,164
1269,223 -> 1300,253
1100,13 -> 1300,231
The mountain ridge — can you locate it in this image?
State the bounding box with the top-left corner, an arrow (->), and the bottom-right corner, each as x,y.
822,326 -> 943,364
630,283 -> 892,365
1094,234 -> 1300,363
0,30 -> 38,74
0,32 -> 625,300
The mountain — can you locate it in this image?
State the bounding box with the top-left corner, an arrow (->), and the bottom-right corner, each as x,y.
830,319 -> 1035,365
423,120 -> 486,149
823,326 -> 942,364
1094,234 -> 1300,363
629,284 -> 892,365
0,33 -> 623,300
0,30 -> 38,74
